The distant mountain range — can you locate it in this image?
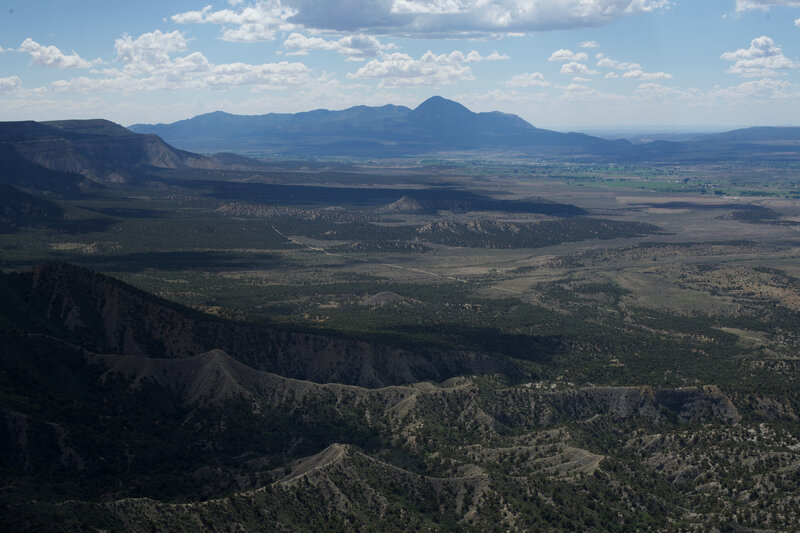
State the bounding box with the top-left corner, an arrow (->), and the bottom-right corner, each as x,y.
130,96 -> 800,161
1,97 -> 798,191
130,96 -> 630,157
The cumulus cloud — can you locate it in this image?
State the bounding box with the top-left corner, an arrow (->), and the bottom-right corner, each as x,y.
284,33 -> 394,60
0,76 -> 46,98
721,36 -> 798,77
115,30 -> 188,72
0,76 -> 23,92
349,49 -> 498,87
580,40 -> 599,48
735,0 -> 800,12
172,1 -> 296,41
548,49 -> 588,62
52,30 -> 311,93
202,61 -> 311,89
503,72 -> 550,87
485,51 -> 510,61
795,17 -> 800,25
560,62 -> 599,75
173,0 -> 670,38
622,69 -> 673,80
19,38 -> 100,68
595,53 -> 640,70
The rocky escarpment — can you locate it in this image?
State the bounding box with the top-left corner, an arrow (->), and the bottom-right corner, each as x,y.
91,349 -> 417,409
533,384 -> 741,425
396,381 -> 742,438
2,373 -> 758,533
90,349 -> 742,428
1,265 -> 773,532
6,443 -> 493,532
0,119 -> 222,183
13,263 -> 520,387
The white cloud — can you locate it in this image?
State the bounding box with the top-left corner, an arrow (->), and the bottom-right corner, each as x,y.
18,38 -> 100,69
504,72 -> 550,87
605,72 -> 619,78
172,0 -> 671,38
549,49 -> 588,62
622,69 -> 673,80
572,76 -> 592,82
795,17 -> 800,26
170,5 -> 211,24
0,76 -> 22,92
560,62 -> 599,75
485,51 -> 510,61
0,46 -> 5,53
283,33 -> 336,55
115,30 -> 188,72
721,36 -> 798,77
172,1 -> 296,41
349,49 -> 490,87
52,30 -> 311,94
284,33 -> 394,60
54,60 -> 311,94
559,82 -> 604,101
0,76 -> 46,98
735,0 -> 800,12
580,41 -> 599,48
708,78 -> 796,101
204,61 -> 312,89
596,55 -> 641,70
392,0 -> 465,14
631,78 -> 798,104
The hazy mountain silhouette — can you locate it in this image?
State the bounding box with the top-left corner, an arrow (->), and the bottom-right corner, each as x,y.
130,96 -> 800,161
130,96 -> 630,156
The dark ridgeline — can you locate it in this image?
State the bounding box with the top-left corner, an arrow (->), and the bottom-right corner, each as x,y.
0,119 -> 230,185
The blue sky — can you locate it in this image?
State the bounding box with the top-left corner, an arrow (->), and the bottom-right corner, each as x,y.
0,0 -> 799,130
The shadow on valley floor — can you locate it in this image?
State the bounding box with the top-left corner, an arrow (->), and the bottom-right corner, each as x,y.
154,178 -> 588,216
391,323 -> 566,364
76,250 -> 289,272
77,206 -> 167,219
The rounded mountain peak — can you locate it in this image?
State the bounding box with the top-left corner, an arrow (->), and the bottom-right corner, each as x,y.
411,96 -> 473,119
